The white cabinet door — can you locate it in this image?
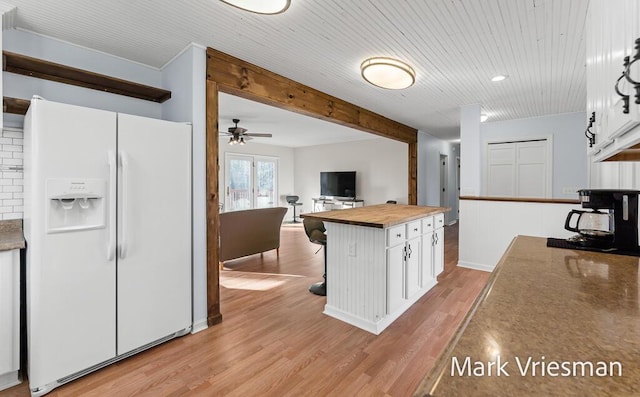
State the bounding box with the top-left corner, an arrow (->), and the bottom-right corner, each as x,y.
387,244 -> 404,314
0,250 -> 19,388
434,227 -> 445,276
405,237 -> 421,299
422,231 -> 434,287
116,114 -> 192,355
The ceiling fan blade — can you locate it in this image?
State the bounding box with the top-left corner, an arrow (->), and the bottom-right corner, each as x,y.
244,133 -> 272,137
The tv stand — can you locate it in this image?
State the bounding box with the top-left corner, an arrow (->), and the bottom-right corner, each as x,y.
312,198 -> 364,213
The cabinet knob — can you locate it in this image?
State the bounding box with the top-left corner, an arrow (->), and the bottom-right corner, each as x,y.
414,228 -> 418,232
396,233 -> 402,238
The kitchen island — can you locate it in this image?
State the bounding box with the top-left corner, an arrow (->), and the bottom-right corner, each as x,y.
414,235 -> 640,396
302,204 -> 449,334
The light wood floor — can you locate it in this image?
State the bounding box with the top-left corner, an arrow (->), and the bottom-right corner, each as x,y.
2,222 -> 489,397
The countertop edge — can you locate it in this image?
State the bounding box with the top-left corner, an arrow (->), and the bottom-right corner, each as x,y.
0,219 -> 25,251
302,205 -> 450,228
459,196 -> 580,205
412,236 -> 517,397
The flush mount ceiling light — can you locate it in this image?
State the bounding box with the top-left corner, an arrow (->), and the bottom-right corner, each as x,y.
360,57 -> 416,89
480,113 -> 489,122
491,74 -> 508,82
220,0 -> 291,14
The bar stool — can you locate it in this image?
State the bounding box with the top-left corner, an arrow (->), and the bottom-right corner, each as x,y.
286,195 -> 303,223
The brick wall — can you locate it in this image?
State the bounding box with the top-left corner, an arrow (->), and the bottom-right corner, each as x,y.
0,128 -> 24,220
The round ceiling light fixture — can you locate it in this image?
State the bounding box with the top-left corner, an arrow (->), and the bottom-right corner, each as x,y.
220,0 -> 291,15
360,57 -> 416,90
480,113 -> 489,122
491,74 -> 508,82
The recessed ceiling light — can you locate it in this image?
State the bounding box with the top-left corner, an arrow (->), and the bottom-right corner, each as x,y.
360,57 -> 416,90
491,75 -> 508,82
480,113 -> 489,122
220,0 -> 291,15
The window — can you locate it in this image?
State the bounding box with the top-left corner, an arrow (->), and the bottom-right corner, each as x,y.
224,154 -> 278,211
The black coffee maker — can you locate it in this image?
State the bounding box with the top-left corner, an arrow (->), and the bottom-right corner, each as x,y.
566,189 -> 640,252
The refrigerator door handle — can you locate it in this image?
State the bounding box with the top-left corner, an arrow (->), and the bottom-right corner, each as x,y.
107,151 -> 117,261
118,151 -> 129,259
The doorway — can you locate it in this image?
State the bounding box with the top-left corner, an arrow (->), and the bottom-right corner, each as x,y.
440,154 -> 448,208
224,153 -> 278,211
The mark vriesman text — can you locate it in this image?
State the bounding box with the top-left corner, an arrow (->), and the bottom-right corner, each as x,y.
450,356 -> 622,377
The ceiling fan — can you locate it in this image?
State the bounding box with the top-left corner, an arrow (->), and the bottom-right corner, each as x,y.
221,118 -> 272,145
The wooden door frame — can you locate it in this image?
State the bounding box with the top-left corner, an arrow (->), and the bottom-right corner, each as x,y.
205,48 -> 418,325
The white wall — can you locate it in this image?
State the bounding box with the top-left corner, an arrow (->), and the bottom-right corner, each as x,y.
417,131 -> 459,224
160,44 -> 208,333
480,112 -> 588,199
458,199 -> 581,271
460,104 -> 482,196
218,138 -> 296,219
293,137 -> 407,213
3,29 -> 162,127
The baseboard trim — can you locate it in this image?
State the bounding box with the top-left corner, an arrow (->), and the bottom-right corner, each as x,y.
457,261 -> 494,272
191,319 -> 209,334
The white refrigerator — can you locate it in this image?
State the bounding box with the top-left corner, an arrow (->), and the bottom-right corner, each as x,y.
23,98 -> 192,396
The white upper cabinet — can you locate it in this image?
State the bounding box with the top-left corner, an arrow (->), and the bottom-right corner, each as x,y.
588,0 -> 640,161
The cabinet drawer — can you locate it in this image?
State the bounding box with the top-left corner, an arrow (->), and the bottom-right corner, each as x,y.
387,225 -> 406,247
406,220 -> 421,239
422,216 -> 434,232
435,213 -> 445,228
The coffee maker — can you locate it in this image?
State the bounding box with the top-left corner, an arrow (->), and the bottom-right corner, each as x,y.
566,189 -> 640,252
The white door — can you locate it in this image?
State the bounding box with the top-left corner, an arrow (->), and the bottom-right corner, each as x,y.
225,154 -> 278,211
434,228 -> 445,276
421,231 -> 434,287
25,100 -> 117,388
225,154 -> 252,211
516,141 -> 548,197
387,244 -> 404,314
405,237 -> 421,299
116,114 -> 192,355
486,139 -> 551,198
486,143 -> 516,196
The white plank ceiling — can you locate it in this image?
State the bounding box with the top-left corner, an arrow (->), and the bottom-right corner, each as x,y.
4,0 -> 589,141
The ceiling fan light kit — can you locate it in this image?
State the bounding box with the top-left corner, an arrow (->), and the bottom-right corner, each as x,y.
220,0 -> 291,15
360,57 -> 416,89
221,118 -> 272,145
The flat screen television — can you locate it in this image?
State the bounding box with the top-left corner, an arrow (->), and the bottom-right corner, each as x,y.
320,171 -> 356,198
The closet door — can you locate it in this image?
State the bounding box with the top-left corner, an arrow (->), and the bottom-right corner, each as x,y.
486,140 -> 550,198
486,142 -> 516,196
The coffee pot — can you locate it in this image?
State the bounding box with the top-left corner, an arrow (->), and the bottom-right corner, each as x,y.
564,209 -> 614,246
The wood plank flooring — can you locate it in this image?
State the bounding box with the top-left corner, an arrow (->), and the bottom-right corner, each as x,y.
2,222 -> 489,397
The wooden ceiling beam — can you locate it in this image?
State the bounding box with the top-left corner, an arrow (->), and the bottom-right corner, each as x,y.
206,48 -> 417,144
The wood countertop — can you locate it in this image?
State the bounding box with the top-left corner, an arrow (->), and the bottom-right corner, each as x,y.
0,219 -> 25,251
414,236 -> 640,397
301,204 -> 449,228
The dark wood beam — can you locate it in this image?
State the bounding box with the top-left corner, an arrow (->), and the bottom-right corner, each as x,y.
206,48 -> 417,144
3,51 -> 172,103
206,80 -> 222,326
3,96 -> 29,115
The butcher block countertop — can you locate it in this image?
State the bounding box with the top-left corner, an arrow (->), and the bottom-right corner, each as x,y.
0,219 -> 25,251
301,204 -> 449,228
414,235 -> 640,397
